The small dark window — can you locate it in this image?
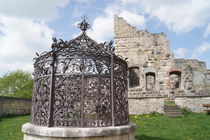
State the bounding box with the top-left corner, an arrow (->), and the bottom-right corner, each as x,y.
169,71 -> 181,89
146,72 -> 155,90
129,67 -> 139,87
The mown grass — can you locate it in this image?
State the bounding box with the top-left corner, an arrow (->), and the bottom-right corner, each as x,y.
0,115 -> 29,140
164,101 -> 176,106
0,113 -> 210,140
130,113 -> 210,140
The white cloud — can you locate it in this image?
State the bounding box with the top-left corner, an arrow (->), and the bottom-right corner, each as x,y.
174,48 -> 186,58
87,12 -> 114,42
87,5 -> 118,42
120,0 -> 139,4
0,0 -> 70,75
87,5 -> 145,42
192,42 -> 210,58
119,10 -> 145,29
0,16 -> 53,74
0,0 -> 69,21
76,0 -> 94,3
119,0 -> 210,33
204,23 -> 210,38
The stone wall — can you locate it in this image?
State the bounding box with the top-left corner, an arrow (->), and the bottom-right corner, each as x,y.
128,97 -> 165,114
0,96 -> 31,116
171,59 -> 210,97
129,96 -> 210,114
114,15 -> 210,99
175,96 -> 210,112
114,15 -> 210,115
114,15 -> 173,98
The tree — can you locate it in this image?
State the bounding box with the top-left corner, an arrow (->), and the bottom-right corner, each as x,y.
0,70 -> 33,99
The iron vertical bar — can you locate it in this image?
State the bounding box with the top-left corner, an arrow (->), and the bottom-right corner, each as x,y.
126,66 -> 129,102
111,55 -> 115,126
97,62 -> 101,126
81,57 -> 85,127
125,66 -> 129,123
30,83 -> 36,124
48,53 -> 55,127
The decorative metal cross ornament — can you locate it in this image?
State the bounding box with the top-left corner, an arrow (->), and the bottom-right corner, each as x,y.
77,15 -> 90,32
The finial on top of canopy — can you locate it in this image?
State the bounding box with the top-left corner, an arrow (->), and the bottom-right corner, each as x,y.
77,14 -> 90,32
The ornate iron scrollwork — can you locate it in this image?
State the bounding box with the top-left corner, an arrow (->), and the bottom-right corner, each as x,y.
30,18 -> 129,127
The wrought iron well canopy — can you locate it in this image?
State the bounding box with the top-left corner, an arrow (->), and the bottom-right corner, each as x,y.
30,18 -> 129,127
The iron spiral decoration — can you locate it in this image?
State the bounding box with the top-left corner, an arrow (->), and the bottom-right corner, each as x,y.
30,19 -> 129,127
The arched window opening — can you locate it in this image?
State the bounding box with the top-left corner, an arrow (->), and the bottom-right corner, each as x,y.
169,71 -> 181,89
129,67 -> 139,88
146,72 -> 155,90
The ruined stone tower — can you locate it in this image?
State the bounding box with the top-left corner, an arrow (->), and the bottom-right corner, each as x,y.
114,15 -> 210,114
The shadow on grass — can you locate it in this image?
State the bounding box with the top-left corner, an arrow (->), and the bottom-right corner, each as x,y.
136,135 -> 169,140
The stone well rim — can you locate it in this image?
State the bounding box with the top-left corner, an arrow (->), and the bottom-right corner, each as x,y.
22,123 -> 136,138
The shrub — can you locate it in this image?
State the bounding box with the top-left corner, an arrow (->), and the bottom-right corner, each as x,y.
0,70 -> 33,99
181,107 -> 192,115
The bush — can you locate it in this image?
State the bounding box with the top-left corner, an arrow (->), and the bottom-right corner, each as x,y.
0,70 -> 33,99
181,107 -> 192,115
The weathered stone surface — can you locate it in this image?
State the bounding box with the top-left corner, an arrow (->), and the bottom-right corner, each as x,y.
114,15 -> 210,114
128,98 -> 164,114
114,15 -> 210,97
22,123 -> 136,140
114,15 -> 173,97
0,96 -> 31,116
175,96 -> 210,112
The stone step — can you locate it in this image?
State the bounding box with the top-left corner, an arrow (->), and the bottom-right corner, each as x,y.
164,106 -> 180,109
166,114 -> 183,118
164,106 -> 179,108
165,112 -> 183,115
164,105 -> 183,118
164,107 -> 180,111
164,109 -> 181,112
165,113 -> 183,117
164,110 -> 181,112
165,107 -> 181,110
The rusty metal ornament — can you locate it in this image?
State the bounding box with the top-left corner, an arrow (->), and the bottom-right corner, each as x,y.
30,18 -> 129,127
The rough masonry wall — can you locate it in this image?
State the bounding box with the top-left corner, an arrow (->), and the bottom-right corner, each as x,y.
114,15 -> 210,114
172,59 -> 210,97
114,15 -> 173,98
175,96 -> 210,112
129,96 -> 210,114
0,96 -> 31,116
128,97 -> 164,114
114,15 -> 210,98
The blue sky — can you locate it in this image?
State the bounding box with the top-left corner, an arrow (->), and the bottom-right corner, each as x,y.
0,0 -> 210,76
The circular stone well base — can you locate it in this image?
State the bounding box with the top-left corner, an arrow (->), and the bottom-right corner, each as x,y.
22,123 -> 136,140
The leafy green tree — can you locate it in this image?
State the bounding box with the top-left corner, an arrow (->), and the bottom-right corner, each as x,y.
0,70 -> 33,99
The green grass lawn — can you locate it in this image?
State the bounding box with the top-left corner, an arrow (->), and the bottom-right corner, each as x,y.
0,115 -> 29,140
131,113 -> 210,140
0,113 -> 210,140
